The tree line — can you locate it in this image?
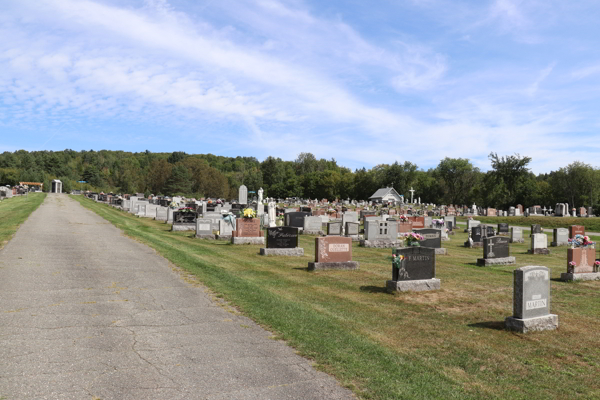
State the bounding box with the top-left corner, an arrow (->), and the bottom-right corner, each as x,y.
0,150 -> 598,212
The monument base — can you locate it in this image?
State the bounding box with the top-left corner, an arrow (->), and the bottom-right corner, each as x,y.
260,247 -> 304,256
550,242 -> 568,247
307,261 -> 359,271
231,237 -> 265,245
386,278 -> 441,292
505,314 -> 558,333
477,256 -> 516,266
510,239 -> 525,243
171,224 -> 197,231
435,248 -> 448,255
216,234 -> 232,240
359,239 -> 404,248
195,234 -> 216,240
527,249 -> 550,255
345,235 -> 360,242
560,272 -> 600,281
302,230 -> 324,235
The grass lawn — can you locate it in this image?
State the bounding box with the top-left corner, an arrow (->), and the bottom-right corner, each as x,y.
73,196 -> 600,400
0,193 -> 46,250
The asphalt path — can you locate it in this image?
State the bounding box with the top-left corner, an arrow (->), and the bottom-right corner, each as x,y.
0,194 -> 354,400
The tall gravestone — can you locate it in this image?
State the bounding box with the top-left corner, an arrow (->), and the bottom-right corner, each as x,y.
238,185 -> 248,206
477,236 -> 515,266
505,266 -> 558,333
386,247 -> 440,292
260,227 -> 303,256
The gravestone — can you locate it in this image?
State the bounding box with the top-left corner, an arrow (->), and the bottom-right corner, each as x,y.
386,247 -> 440,292
408,216 -> 425,229
528,234 -> 550,254
260,227 -> 303,256
238,185 -> 248,205
477,236 -> 515,266
483,225 -> 495,237
551,228 -> 569,247
155,207 -> 168,221
497,223 -> 509,235
465,219 -> 480,233
327,221 -> 342,236
285,212 -> 311,228
171,211 -> 197,231
196,218 -> 216,239
232,218 -> 264,245
465,226 -> 483,248
569,225 -> 585,239
397,221 -> 413,234
412,228 -> 446,255
361,220 -> 401,248
509,207 -> 516,216
342,212 -> 359,227
561,247 -> 600,281
345,222 -> 360,241
308,237 -> 359,271
510,227 -> 524,243
444,216 -> 456,229
505,266 -> 558,333
303,216 -> 324,235
217,219 -> 234,239
530,224 -> 542,237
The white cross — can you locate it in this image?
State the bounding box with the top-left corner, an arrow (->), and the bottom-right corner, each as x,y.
409,187 -> 415,204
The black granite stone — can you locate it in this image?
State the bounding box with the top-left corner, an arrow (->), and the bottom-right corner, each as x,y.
498,223 -> 509,234
483,236 -> 510,259
285,212 -> 311,228
266,227 -> 299,249
392,247 -> 436,281
472,226 -> 483,243
413,228 -> 441,249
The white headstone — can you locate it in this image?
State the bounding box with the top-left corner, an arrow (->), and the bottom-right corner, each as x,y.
239,185 -> 248,205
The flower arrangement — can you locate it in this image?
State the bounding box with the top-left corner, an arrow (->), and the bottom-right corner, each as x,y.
595,260 -> 600,272
391,253 -> 405,268
568,261 -> 576,267
276,212 -> 284,220
242,208 -> 256,219
177,207 -> 195,213
403,232 -> 424,246
432,219 -> 444,225
398,214 -> 409,222
568,234 -> 595,248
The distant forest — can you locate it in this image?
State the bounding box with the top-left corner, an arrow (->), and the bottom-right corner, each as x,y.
0,149 -> 598,211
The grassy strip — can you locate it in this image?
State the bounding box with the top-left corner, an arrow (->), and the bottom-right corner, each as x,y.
458,215 -> 600,232
0,193 -> 46,250
73,196 -> 600,400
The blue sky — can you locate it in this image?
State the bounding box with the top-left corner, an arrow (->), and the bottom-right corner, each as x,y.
1,0 -> 600,173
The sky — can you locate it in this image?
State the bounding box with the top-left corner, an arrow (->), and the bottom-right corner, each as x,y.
1,0 -> 600,173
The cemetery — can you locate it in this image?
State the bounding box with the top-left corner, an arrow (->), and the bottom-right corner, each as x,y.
2,187 -> 600,400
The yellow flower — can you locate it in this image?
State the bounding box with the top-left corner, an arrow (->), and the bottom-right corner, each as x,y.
243,208 -> 256,218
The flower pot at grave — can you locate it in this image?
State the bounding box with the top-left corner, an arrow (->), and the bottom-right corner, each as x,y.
409,241 -> 420,247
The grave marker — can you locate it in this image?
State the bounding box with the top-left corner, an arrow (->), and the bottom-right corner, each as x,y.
386,247 -> 440,292
260,227 -> 303,256
551,228 -> 569,247
477,236 -> 515,266
308,237 -> 359,271
528,233 -> 550,254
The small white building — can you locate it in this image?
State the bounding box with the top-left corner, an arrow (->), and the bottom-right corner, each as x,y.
369,187 -> 403,203
51,180 -> 63,193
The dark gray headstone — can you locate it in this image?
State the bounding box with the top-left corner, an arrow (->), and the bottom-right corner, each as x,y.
513,266 -> 551,319
413,228 -> 441,249
498,223 -> 509,234
266,227 -> 299,248
483,236 -> 510,259
471,226 -> 483,243
285,212 -> 311,228
392,247 -> 435,281
531,224 -> 542,236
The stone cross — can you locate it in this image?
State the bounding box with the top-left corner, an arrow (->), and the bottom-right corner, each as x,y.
409,187 -> 415,204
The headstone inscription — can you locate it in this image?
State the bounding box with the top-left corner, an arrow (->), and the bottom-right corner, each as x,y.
505,266 -> 558,333
551,228 -> 569,247
386,247 -> 440,292
510,227 -> 524,243
528,234 -> 549,254
260,227 -> 303,256
308,237 -> 359,271
477,236 -> 515,266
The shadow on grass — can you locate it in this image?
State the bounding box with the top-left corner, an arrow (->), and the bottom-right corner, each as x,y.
293,267 -> 309,271
468,321 -> 506,330
359,285 -> 390,294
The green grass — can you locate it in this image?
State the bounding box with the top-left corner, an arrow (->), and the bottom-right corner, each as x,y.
458,215 -> 600,232
72,196 -> 600,400
0,193 -> 46,250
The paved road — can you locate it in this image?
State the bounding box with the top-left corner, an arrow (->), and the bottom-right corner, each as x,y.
457,220 -> 600,236
0,195 -> 354,400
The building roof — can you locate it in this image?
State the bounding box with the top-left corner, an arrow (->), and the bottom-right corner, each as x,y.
369,187 -> 402,200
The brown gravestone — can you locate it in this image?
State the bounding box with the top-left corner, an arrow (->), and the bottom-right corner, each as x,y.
569,225 -> 585,239
308,236 -> 358,271
567,248 -> 595,274
233,218 -> 262,237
